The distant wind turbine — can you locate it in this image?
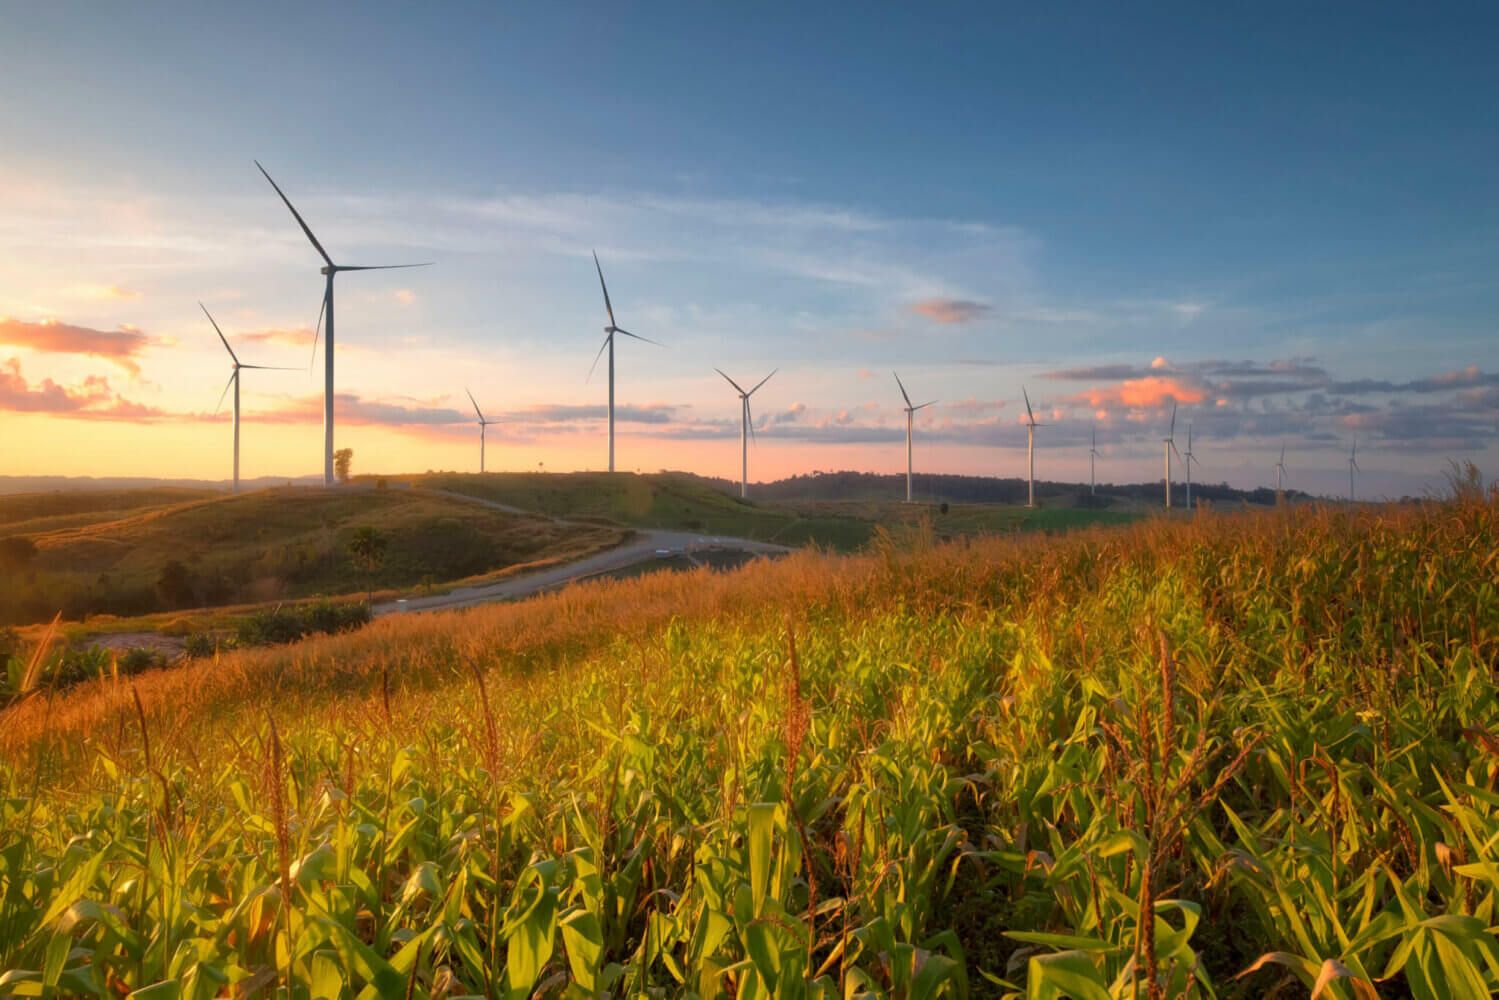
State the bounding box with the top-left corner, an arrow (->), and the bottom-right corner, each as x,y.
1022,387 -> 1044,508
255,161 -> 431,486
1183,423 -> 1198,510
589,251 -> 662,473
1348,439 -> 1360,501
895,372 -> 937,503
1163,402 -> 1182,509
466,389 -> 495,474
1275,445 -> 1288,494
202,303 -> 296,494
1089,424 -> 1099,496
716,368 -> 776,498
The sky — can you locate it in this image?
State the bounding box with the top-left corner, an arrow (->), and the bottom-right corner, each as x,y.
1,3 -> 1495,498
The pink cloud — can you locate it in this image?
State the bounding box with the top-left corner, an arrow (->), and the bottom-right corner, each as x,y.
1069,375 -> 1208,410
0,317 -> 150,374
909,298 -> 991,325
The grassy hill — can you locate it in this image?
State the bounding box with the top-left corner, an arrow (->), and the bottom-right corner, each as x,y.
0,486 -> 217,537
409,471 -> 1138,548
4,496 -> 1494,995
0,485 -> 622,625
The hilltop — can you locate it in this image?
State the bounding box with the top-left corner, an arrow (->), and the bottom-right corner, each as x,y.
0,485 -> 622,626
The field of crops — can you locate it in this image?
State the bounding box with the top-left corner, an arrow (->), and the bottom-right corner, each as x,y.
2,496 -> 1497,997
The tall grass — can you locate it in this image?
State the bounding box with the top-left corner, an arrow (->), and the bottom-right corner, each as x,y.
1,496 -> 1496,997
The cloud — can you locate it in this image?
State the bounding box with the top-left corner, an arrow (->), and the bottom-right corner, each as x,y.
909,298 -> 992,325
254,393 -> 468,427
1327,365 -> 1499,395
0,317 -> 150,374
1069,375 -> 1209,410
0,357 -> 168,420
394,289 -> 416,306
510,403 -> 680,426
78,284 -> 142,301
238,326 -> 316,347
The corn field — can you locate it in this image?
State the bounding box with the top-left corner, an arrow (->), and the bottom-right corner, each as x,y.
2,497 -> 1498,998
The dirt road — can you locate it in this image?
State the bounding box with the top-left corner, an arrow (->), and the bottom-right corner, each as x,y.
373,528 -> 788,616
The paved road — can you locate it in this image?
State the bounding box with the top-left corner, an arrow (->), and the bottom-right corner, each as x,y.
373,529 -> 789,616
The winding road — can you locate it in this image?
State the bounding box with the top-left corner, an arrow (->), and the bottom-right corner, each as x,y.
372,489 -> 790,616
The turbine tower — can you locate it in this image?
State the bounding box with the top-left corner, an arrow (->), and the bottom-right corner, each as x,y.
203,303 -> 294,494
1022,387 -> 1043,508
589,251 -> 661,472
895,372 -> 937,503
1348,439 -> 1360,502
1275,445 -> 1288,495
466,389 -> 495,474
716,368 -> 776,498
1183,423 -> 1198,510
1163,402 -> 1182,509
1089,424 -> 1099,496
255,162 -> 431,486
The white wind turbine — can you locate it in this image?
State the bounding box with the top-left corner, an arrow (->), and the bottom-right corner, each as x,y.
1089,424 -> 1100,496
466,389 -> 496,474
716,368 -> 777,498
203,304 -> 296,494
1275,445 -> 1288,494
895,373 -> 937,503
1183,423 -> 1199,510
255,161 -> 431,486
1022,387 -> 1044,508
589,251 -> 662,473
1348,439 -> 1360,501
1163,402 -> 1182,509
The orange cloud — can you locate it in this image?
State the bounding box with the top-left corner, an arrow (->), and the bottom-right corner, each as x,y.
1069,375 -> 1208,410
909,298 -> 991,324
0,317 -> 149,374
394,289 -> 416,306
0,357 -> 168,421
78,284 -> 142,301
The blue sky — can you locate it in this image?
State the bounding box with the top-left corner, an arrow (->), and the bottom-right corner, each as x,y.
1,3 -> 1495,495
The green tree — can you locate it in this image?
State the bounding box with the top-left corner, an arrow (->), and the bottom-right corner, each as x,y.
156,559 -> 196,609
334,448 -> 354,484
348,526 -> 387,604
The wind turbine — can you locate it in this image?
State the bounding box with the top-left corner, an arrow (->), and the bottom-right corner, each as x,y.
255,161 -> 431,486
1022,387 -> 1044,508
893,373 -> 937,503
466,389 -> 495,474
1275,445 -> 1288,494
202,303 -> 296,494
1163,402 -> 1182,509
1183,423 -> 1199,510
1348,439 -> 1360,502
1089,424 -> 1099,496
716,368 -> 777,498
589,251 -> 662,472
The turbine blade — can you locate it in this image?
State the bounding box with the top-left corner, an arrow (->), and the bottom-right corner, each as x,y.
1022,386 -> 1035,424
200,302 -> 239,364
1279,444 -> 1286,464
1169,401 -> 1178,438
747,399 -> 758,445
586,332 -> 611,381
613,327 -> 663,347
914,399 -> 937,410
465,387 -> 486,422
716,368 -> 746,395
747,368 -> 777,396
255,160 -> 334,267
310,286 -> 327,371
238,364 -> 301,371
214,370 -> 236,415
337,262 -> 434,271
894,371 -> 912,408
1171,441 -> 1183,461
593,250 -> 617,329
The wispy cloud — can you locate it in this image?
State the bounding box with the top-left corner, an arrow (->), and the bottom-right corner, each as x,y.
0,317 -> 151,374
909,298 -> 992,325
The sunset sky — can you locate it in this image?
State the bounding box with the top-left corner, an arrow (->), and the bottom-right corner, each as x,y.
2,4 -> 1495,497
